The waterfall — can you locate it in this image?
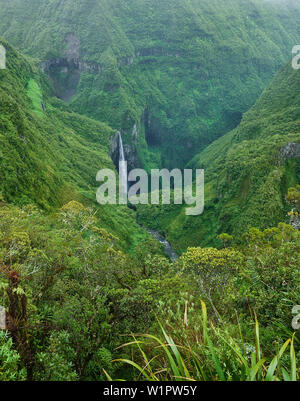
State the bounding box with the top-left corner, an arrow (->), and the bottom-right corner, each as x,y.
118,132 -> 127,198
118,132 -> 125,162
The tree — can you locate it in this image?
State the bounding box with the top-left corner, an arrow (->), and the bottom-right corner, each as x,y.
181,247 -> 243,318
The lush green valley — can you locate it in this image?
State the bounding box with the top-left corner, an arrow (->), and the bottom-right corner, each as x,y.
137,61 -> 300,252
1,0 -> 300,169
0,0 -> 299,383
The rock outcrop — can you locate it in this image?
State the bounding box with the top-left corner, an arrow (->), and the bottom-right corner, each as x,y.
42,33 -> 100,100
280,142 -> 300,161
110,130 -> 141,172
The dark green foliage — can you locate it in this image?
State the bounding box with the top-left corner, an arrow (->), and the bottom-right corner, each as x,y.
137,62 -> 300,252
0,201 -> 177,380
1,0 -> 300,168
0,38 -> 149,251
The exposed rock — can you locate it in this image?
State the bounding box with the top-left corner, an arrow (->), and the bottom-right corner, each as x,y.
123,144 -> 140,171
132,123 -> 139,142
0,306 -> 6,330
65,33 -> 80,63
78,60 -> 100,73
280,142 -> 300,161
110,130 -> 141,172
0,44 -> 6,69
290,213 -> 300,230
117,48 -> 185,68
42,57 -> 100,75
110,132 -> 119,166
135,47 -> 184,58
42,33 -> 100,101
117,56 -> 134,68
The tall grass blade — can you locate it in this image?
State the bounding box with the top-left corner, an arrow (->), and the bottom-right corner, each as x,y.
265,339 -> 291,381
290,335 -> 297,382
201,300 -> 226,381
159,323 -> 191,379
113,359 -> 153,381
142,333 -> 182,380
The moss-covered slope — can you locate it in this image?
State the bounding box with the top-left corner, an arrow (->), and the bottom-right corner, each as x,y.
137,61 -> 300,252
0,38 -> 147,251
0,39 -> 114,207
1,0 -> 300,168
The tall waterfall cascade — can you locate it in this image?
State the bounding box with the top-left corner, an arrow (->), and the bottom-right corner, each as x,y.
118,132 -> 128,197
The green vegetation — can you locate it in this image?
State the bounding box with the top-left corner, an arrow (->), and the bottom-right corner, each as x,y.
137,62 -> 300,252
0,38 -> 112,209
0,201 -> 299,380
0,0 -> 299,382
26,79 -> 44,117
1,0 -> 300,168
117,303 -> 298,381
0,38 -> 148,251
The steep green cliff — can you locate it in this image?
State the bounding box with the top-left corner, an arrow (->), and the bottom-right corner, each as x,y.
137,61 -> 300,252
0,38 -> 147,250
1,0 -> 300,169
1,0 -> 300,252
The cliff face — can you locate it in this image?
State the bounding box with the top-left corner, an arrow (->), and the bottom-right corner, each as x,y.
1,0 -> 300,169
0,38 -> 114,209
290,214 -> 300,230
110,130 -> 141,172
137,62 -> 300,252
1,1 -> 300,251
42,33 -> 100,101
280,142 -> 300,162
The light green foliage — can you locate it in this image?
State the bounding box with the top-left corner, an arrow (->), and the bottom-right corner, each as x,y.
0,331 -> 26,381
287,185 -> 300,209
218,233 -> 234,248
180,247 -> 243,318
26,79 -> 43,117
287,185 -> 300,223
116,302 -> 299,381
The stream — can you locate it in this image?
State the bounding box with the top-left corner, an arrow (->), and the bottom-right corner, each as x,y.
146,229 -> 178,261
118,133 -> 178,262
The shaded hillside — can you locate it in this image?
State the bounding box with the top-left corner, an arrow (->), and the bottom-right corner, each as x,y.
0,38 -> 147,251
0,39 -> 113,206
137,61 -> 300,252
1,0 -> 300,168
